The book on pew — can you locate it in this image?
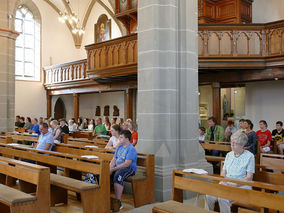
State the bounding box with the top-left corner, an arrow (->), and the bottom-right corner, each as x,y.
85,145 -> 99,148
81,155 -> 99,159
182,168 -> 208,175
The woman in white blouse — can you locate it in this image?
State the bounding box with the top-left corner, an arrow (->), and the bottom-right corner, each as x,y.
105,124 -> 121,150
88,119 -> 95,131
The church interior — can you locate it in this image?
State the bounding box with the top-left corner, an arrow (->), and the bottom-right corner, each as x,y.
1,0 -> 284,212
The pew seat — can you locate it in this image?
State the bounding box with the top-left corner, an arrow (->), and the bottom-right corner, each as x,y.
50,173 -> 99,191
152,200 -> 215,213
0,184 -> 36,205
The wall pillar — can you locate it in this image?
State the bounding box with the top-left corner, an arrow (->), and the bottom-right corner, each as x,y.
126,88 -> 134,120
0,0 -> 18,132
137,0 -> 212,201
47,93 -> 52,118
212,82 -> 221,124
73,93 -> 79,121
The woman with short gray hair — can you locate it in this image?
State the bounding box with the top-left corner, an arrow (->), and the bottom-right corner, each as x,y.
207,132 -> 255,212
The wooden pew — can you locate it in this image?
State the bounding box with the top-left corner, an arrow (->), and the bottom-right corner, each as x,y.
199,140 -> 231,162
70,131 -> 93,140
153,169 -> 284,212
0,156 -> 50,213
52,143 -> 155,207
0,143 -> 110,213
67,137 -> 107,148
260,153 -> 284,169
15,128 -> 26,133
0,136 -> 12,144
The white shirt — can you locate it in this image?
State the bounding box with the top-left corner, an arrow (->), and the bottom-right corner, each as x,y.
88,124 -> 94,131
199,135 -> 205,141
69,124 -> 78,132
109,136 -> 120,147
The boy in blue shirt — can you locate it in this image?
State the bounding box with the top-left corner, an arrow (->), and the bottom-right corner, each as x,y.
110,130 -> 137,210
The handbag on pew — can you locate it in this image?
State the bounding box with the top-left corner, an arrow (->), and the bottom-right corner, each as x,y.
83,173 -> 100,184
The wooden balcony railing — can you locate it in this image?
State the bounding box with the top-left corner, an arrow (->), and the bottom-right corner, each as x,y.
43,20 -> 284,90
198,20 -> 284,69
85,34 -> 137,82
43,59 -> 88,86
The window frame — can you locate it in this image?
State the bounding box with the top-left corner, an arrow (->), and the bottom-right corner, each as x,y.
15,6 -> 41,82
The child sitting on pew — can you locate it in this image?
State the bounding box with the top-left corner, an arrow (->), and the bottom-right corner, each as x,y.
110,130 -> 137,210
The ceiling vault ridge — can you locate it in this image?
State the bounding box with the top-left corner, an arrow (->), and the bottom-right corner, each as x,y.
42,0 -> 126,48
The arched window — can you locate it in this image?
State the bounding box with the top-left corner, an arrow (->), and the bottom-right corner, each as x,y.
15,6 -> 40,81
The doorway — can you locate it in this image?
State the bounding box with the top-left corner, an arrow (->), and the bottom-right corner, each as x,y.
54,97 -> 66,120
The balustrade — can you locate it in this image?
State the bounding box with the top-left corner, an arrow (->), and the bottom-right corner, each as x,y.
43,59 -> 87,85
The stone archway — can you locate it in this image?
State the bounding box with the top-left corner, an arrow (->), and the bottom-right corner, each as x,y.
54,98 -> 66,120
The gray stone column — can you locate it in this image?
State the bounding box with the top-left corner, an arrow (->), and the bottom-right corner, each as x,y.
137,0 -> 212,201
0,0 -> 18,132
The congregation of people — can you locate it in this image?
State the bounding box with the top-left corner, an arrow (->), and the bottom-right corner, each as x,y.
199,117 -> 284,155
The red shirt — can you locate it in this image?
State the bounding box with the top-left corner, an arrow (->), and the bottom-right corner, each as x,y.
256,129 -> 272,146
130,131 -> 138,146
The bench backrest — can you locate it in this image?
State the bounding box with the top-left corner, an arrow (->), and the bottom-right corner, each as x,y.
254,164 -> 284,185
172,170 -> 284,211
199,140 -> 231,152
0,156 -> 50,210
0,136 -> 13,144
53,143 -> 154,175
0,143 -> 110,191
260,153 -> 284,169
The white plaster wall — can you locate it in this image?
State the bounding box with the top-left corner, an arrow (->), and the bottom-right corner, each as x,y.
15,0 -> 122,119
253,0 -> 284,23
245,80 -> 284,131
50,91 -> 125,121
15,81 -> 46,118
79,91 -> 125,120
199,85 -> 213,128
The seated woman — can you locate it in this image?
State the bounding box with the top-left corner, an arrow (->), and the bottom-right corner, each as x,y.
105,124 -> 121,150
104,116 -> 111,132
88,119 -> 95,131
128,121 -> 138,146
50,120 -> 62,143
24,117 -> 32,130
199,127 -> 206,141
244,119 -> 257,155
207,132 -> 255,212
68,119 -> 78,132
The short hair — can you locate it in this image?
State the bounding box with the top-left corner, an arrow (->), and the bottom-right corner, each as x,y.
208,116 -> 217,124
112,124 -> 121,133
276,121 -> 283,127
59,119 -> 66,123
40,122 -> 49,129
26,117 -> 31,123
16,115 -> 20,119
231,131 -> 248,147
50,120 -> 58,126
96,117 -> 102,122
20,117 -> 25,121
244,119 -> 254,130
239,119 -> 245,122
199,127 -> 206,132
68,119 -> 74,124
120,130 -> 132,141
259,120 -> 268,127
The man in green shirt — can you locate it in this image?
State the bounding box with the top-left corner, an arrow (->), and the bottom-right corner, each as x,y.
95,117 -> 107,136
204,116 -> 225,156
